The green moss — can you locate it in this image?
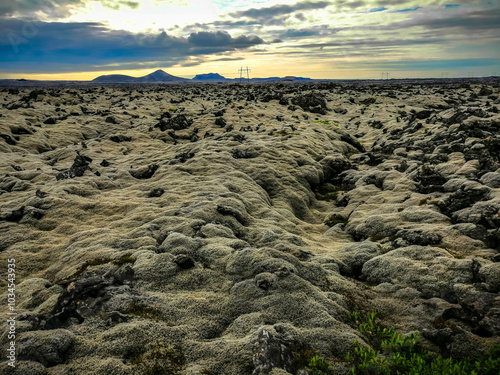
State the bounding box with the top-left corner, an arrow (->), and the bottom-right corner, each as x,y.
419,198 -> 429,205
369,233 -> 387,242
344,151 -> 356,159
433,244 -> 465,259
316,191 -> 339,202
168,107 -> 178,112
419,197 -> 440,206
112,255 -> 135,266
275,130 -> 290,136
124,302 -> 164,321
347,312 -> 500,375
58,254 -> 136,283
132,340 -> 185,375
313,120 -> 339,126
324,214 -> 348,227
360,97 -> 377,105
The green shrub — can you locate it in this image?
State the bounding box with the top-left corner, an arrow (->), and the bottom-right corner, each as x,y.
347,312 -> 500,375
307,354 -> 332,375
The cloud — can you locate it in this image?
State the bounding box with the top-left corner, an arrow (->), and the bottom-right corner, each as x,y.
187,31 -> 264,47
0,19 -> 268,72
357,58 -> 500,70
188,30 -> 232,46
277,25 -> 342,39
229,0 -> 331,24
0,0 -> 140,17
0,0 -> 82,17
295,12 -> 306,21
389,8 -> 500,31
293,37 -> 448,49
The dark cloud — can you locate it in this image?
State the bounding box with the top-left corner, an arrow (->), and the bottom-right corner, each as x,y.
282,29 -> 321,37
293,37 -> 448,49
213,57 -> 245,62
187,31 -> 263,47
229,0 -> 332,24
188,31 -> 232,46
0,0 -> 140,17
0,19 -> 267,73
278,25 -> 342,39
360,7 -> 500,32
408,9 -> 500,31
0,0 -> 81,17
354,58 -> 500,70
295,12 -> 306,21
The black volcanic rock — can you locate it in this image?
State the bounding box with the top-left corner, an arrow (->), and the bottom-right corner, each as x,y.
56,153 -> 93,180
291,93 -> 328,114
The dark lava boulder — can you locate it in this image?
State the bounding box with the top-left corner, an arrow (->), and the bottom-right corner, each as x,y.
155,114 -> 193,131
56,153 -> 92,180
291,93 -> 328,114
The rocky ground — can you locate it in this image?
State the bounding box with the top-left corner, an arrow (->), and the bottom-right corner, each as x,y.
0,79 -> 499,374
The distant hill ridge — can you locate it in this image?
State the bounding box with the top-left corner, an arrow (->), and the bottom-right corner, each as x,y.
93,69 -> 311,83
92,69 -> 188,83
192,73 -> 228,81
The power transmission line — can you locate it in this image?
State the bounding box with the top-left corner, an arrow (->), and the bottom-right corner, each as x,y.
238,66 -> 251,83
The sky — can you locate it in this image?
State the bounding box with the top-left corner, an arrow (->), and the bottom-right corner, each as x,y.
0,0 -> 499,80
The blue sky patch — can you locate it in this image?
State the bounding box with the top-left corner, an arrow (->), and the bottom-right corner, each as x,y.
392,6 -> 422,12
370,7 -> 387,12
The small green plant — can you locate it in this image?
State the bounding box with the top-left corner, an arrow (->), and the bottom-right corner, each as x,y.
168,107 -> 178,112
307,354 -> 332,375
347,312 -> 500,375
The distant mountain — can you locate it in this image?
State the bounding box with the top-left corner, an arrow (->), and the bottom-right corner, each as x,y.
192,73 -> 228,81
92,74 -> 137,83
92,70 -> 187,83
137,70 -> 188,82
